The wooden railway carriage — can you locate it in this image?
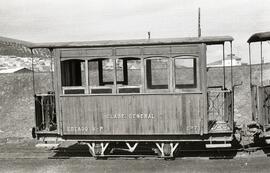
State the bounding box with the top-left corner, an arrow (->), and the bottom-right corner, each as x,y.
248,32 -> 270,144
31,36 -> 234,158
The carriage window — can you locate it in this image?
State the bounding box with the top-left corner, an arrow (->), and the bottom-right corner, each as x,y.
175,58 -> 197,89
88,59 -> 113,94
61,59 -> 85,94
117,58 -> 141,93
146,58 -> 169,89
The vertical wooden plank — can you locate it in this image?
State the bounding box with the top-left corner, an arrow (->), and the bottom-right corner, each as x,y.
85,60 -> 89,94
180,95 -> 185,133
141,57 -> 145,93
186,95 -> 191,134
113,59 -> 117,93
200,44 -> 208,135
258,87 -> 264,126
89,96 -> 94,134
171,58 -> 176,92
77,97 -> 81,135
54,49 -> 62,135
169,57 -> 174,92
266,87 -> 270,127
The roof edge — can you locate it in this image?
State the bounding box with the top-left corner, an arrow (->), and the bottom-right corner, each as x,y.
28,36 -> 234,49
247,31 -> 270,43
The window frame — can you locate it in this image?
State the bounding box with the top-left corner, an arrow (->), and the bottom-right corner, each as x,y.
87,57 -> 115,94
115,57 -> 143,93
60,58 -> 87,94
59,50 -> 201,95
144,56 -> 171,93
173,55 -> 199,92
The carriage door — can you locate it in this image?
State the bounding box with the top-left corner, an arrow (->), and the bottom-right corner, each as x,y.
207,45 -> 234,133
258,86 -> 270,129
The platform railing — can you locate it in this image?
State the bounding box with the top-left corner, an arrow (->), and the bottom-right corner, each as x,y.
207,88 -> 233,132
253,85 -> 270,128
262,86 -> 270,126
35,92 -> 56,131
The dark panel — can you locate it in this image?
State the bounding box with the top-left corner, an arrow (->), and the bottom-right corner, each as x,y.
118,88 -> 140,93
64,89 -> 85,94
91,88 -> 112,94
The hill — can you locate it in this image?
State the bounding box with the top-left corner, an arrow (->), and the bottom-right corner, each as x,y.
0,36 -> 52,72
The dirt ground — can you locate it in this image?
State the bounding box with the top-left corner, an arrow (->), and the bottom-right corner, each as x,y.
2,157 -> 270,173
0,140 -> 270,173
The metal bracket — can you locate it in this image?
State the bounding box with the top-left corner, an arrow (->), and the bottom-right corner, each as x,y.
155,143 -> 179,157
85,142 -> 96,156
100,142 -> 109,156
84,142 -> 109,156
170,143 -> 179,157
126,142 -> 138,152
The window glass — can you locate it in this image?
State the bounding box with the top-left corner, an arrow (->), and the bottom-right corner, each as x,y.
88,60 -> 99,86
175,57 -> 196,89
146,58 -> 169,89
116,58 -> 141,93
61,59 -> 85,86
88,59 -> 114,86
127,59 -> 141,86
116,58 -> 141,86
88,59 -> 113,94
102,59 -> 114,85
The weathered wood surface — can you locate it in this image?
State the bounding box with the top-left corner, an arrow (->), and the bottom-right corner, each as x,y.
257,86 -> 270,127
29,36 -> 233,49
59,45 -> 200,59
60,94 -> 203,135
251,85 -> 258,122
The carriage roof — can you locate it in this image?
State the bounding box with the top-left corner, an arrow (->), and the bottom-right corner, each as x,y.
28,36 -> 233,49
247,31 -> 270,43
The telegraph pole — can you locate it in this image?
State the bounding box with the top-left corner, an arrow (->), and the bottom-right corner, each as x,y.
198,8 -> 201,37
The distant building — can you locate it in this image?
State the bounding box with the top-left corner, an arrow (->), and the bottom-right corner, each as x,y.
0,67 -> 32,73
208,54 -> 242,67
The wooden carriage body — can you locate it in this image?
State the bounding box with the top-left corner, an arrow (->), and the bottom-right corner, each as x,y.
31,36 -> 234,148
248,32 -> 270,143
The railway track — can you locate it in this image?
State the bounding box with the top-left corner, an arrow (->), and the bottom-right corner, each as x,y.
1,143 -> 269,160
0,140 -> 270,159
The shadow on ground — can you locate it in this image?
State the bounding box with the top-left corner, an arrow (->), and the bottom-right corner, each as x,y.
50,142 -> 239,159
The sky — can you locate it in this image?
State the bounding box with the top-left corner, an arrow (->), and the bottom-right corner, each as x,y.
0,0 -> 270,63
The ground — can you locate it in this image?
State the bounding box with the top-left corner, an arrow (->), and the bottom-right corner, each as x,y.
0,140 -> 270,173
3,157 -> 270,173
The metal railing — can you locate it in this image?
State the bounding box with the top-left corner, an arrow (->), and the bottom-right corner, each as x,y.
35,93 -> 56,131
207,89 -> 233,132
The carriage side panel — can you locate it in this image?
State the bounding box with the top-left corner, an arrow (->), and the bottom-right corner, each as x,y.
258,86 -> 270,128
60,94 -> 203,135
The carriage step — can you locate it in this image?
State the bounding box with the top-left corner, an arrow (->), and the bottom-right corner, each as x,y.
205,143 -> 231,148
